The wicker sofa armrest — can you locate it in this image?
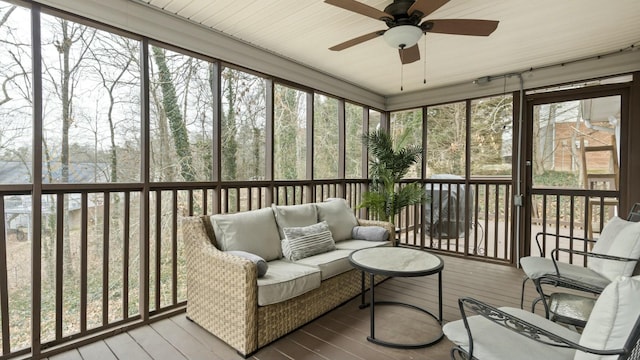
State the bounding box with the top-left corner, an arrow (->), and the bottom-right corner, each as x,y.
357,218 -> 395,243
181,216 -> 259,355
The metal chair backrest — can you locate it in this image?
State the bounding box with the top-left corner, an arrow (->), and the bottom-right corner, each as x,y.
622,315 -> 640,360
629,203 -> 640,223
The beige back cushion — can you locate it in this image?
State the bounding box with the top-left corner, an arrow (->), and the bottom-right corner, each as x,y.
315,199 -> 358,242
272,203 -> 318,239
211,208 -> 282,261
575,276 -> 640,360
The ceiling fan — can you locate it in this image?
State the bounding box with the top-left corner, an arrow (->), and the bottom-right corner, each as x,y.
326,0 -> 499,64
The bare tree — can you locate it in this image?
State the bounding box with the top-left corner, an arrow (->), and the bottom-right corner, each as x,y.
41,17 -> 96,274
150,46 -> 194,181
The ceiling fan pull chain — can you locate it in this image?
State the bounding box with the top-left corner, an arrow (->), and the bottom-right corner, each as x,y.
401,61 -> 404,91
400,47 -> 404,91
423,33 -> 427,84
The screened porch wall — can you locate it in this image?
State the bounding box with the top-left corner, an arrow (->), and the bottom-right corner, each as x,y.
1,1 -> 639,360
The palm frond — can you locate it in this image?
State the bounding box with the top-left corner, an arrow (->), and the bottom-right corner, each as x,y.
359,129 -> 425,224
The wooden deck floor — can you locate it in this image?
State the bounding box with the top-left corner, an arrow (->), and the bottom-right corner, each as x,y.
48,253 -> 542,360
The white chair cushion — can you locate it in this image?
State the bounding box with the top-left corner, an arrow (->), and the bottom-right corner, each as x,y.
256,260 -> 321,306
211,208 -> 282,261
589,217 -> 640,279
294,249 -> 353,280
575,276 -> 640,360
272,203 -> 318,240
520,256 -> 611,289
593,221 -> 640,281
591,217 -> 631,254
315,198 -> 359,242
443,307 -> 579,359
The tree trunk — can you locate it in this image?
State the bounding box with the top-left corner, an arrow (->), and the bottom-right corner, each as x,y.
222,71 -> 238,180
59,20 -> 73,275
151,46 -> 195,181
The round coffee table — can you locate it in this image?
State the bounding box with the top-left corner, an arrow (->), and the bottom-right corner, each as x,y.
349,246 -> 444,349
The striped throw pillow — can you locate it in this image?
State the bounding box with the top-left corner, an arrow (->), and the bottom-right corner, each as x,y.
282,221 -> 336,261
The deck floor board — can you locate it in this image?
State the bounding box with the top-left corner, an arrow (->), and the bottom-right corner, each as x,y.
54,253 -> 546,360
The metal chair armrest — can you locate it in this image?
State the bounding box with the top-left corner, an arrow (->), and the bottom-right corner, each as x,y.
551,248 -> 638,263
547,247 -> 637,280
534,232 -> 596,257
536,274 -> 605,295
458,297 -> 628,358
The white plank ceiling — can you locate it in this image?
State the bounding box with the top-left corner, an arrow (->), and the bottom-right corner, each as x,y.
132,0 -> 640,96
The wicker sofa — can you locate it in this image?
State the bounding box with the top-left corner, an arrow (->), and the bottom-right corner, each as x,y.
182,199 -> 394,357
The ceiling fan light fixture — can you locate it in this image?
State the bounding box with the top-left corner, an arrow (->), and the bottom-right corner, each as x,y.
383,25 -> 422,49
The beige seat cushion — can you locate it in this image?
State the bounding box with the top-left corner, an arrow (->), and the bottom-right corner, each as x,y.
335,239 -> 391,250
257,260 -> 321,306
211,208 -> 282,261
294,249 -> 354,280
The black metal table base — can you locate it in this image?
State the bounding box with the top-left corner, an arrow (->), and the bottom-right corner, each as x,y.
361,271 -> 443,349
366,300 -> 443,349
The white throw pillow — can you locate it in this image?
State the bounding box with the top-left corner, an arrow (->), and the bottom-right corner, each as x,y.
575,276 -> 640,360
211,208 -> 282,261
315,198 -> 358,242
282,221 -> 336,261
272,203 -> 318,239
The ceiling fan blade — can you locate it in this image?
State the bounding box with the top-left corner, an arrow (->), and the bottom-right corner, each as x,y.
426,19 -> 499,36
408,0 -> 450,19
324,0 -> 390,21
329,30 -> 385,51
399,44 -> 420,64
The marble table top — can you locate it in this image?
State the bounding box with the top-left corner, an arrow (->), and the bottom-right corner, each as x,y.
349,247 -> 443,277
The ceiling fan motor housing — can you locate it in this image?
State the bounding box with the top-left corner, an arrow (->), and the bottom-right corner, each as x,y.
383,0 -> 424,27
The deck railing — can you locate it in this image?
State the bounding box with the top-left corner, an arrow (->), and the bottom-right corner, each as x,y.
396,178 -> 514,263
3,177 -> 613,358
530,188 -> 620,266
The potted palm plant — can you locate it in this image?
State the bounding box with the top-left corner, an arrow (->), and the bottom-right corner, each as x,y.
358,129 -> 424,231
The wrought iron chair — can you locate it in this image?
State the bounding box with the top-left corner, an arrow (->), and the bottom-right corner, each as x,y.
519,205 -> 640,317
443,276 -> 640,360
